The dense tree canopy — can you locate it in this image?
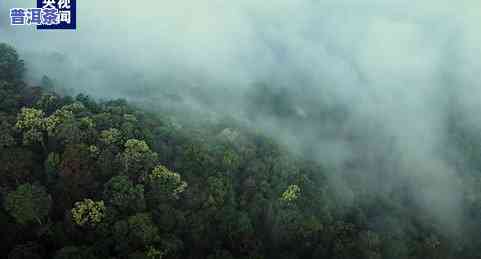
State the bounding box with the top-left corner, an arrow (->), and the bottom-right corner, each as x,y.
4,183 -> 51,225
1,43 -> 481,259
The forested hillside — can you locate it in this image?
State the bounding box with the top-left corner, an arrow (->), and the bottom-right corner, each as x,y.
1,43 -> 481,259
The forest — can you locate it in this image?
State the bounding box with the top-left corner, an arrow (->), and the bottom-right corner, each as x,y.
1,40 -> 481,259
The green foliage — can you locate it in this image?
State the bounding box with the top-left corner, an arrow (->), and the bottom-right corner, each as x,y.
125,139 -> 151,154
147,165 -> 187,202
104,175 -> 146,214
122,139 -> 158,181
15,104 -> 93,146
146,246 -> 164,259
45,152 -> 61,176
0,43 -> 25,112
99,128 -> 122,145
3,43 -> 481,259
71,199 -> 106,227
113,213 -> 160,252
216,146 -> 241,171
127,213 -> 160,245
206,175 -> 230,208
0,147 -> 36,188
15,108 -> 46,145
0,43 -> 25,81
4,183 -> 51,225
0,120 -> 15,148
35,93 -> 60,113
45,107 -> 74,136
281,184 -> 301,202
62,102 -> 86,114
15,108 -> 45,130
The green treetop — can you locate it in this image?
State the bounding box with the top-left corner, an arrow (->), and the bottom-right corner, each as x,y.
4,183 -> 52,225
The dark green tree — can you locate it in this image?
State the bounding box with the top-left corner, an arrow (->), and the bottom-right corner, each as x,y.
0,43 -> 25,82
103,175 -> 146,214
4,183 -> 51,225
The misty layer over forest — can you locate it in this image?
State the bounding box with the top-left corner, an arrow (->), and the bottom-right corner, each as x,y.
2,0 -> 481,258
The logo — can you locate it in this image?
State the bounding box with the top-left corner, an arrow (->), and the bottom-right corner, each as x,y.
10,0 -> 76,30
